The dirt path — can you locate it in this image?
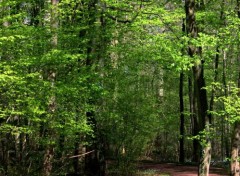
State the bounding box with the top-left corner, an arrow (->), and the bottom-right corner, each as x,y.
139,163 -> 228,176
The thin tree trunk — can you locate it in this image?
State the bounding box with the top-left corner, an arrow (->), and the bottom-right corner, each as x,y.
73,139 -> 80,174
209,47 -> 219,124
179,71 -> 185,163
222,50 -> 230,160
179,18 -> 185,163
209,47 -> 219,160
73,111 -> 80,175
223,52 -> 231,161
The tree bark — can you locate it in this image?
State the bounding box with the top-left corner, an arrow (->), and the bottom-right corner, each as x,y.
209,47 -> 219,124
189,74 -> 200,162
194,64 -> 211,176
231,122 -> 240,176
222,50 -> 230,160
179,71 -> 185,163
230,1 -> 240,175
179,18 -> 186,163
84,1 -> 106,175
42,1 -> 58,175
185,0 -> 211,175
209,47 -> 219,160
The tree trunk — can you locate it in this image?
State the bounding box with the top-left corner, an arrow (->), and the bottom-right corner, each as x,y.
209,47 -> 219,160
209,47 -> 219,124
231,122 -> 240,176
189,75 -> 200,162
84,1 -> 106,175
73,130 -> 80,174
193,65 -> 211,176
1,6 -> 10,175
179,71 -> 185,163
222,50 -> 230,159
43,147 -> 54,176
230,1 -> 240,175
84,112 -> 100,176
179,18 -> 186,163
42,1 -> 58,175
185,0 -> 211,175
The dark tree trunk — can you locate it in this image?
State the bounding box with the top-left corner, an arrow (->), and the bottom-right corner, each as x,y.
209,47 -> 219,160
84,1 -> 106,175
84,6 -> 100,176
185,0 -> 211,175
209,47 -> 219,124
179,18 -> 185,163
179,71 -> 185,163
189,75 -> 200,162
1,135 -> 9,175
84,112 -> 101,176
193,63 -> 211,176
223,50 -> 230,160
73,133 -> 80,174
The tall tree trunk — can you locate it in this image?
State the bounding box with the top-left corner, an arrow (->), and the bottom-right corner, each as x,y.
209,47 -> 219,124
231,122 -> 240,176
223,50 -> 230,159
189,74 -> 200,162
179,71 -> 185,163
194,64 -> 211,176
42,0 -> 58,175
84,1 -> 106,175
73,123 -> 80,175
179,18 -> 185,163
85,112 -> 100,176
230,1 -> 240,175
209,47 -> 219,160
1,5 -> 10,175
185,0 -> 211,175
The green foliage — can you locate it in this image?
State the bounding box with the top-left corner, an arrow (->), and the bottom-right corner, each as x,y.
216,83 -> 240,124
1,0 -> 240,175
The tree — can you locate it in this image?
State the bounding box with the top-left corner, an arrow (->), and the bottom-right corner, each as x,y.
179,18 -> 186,163
185,0 -> 211,175
230,1 -> 240,175
3,0 -> 240,175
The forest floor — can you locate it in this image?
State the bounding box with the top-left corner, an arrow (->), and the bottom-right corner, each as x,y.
137,162 -> 228,176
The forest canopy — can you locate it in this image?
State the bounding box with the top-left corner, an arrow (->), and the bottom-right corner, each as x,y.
0,0 -> 240,176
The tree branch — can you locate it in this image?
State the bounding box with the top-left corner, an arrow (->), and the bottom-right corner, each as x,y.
68,150 -> 95,159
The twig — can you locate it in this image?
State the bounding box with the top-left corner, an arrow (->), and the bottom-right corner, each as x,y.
68,150 -> 95,159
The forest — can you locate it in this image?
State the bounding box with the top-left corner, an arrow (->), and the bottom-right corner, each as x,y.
1,0 -> 240,176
